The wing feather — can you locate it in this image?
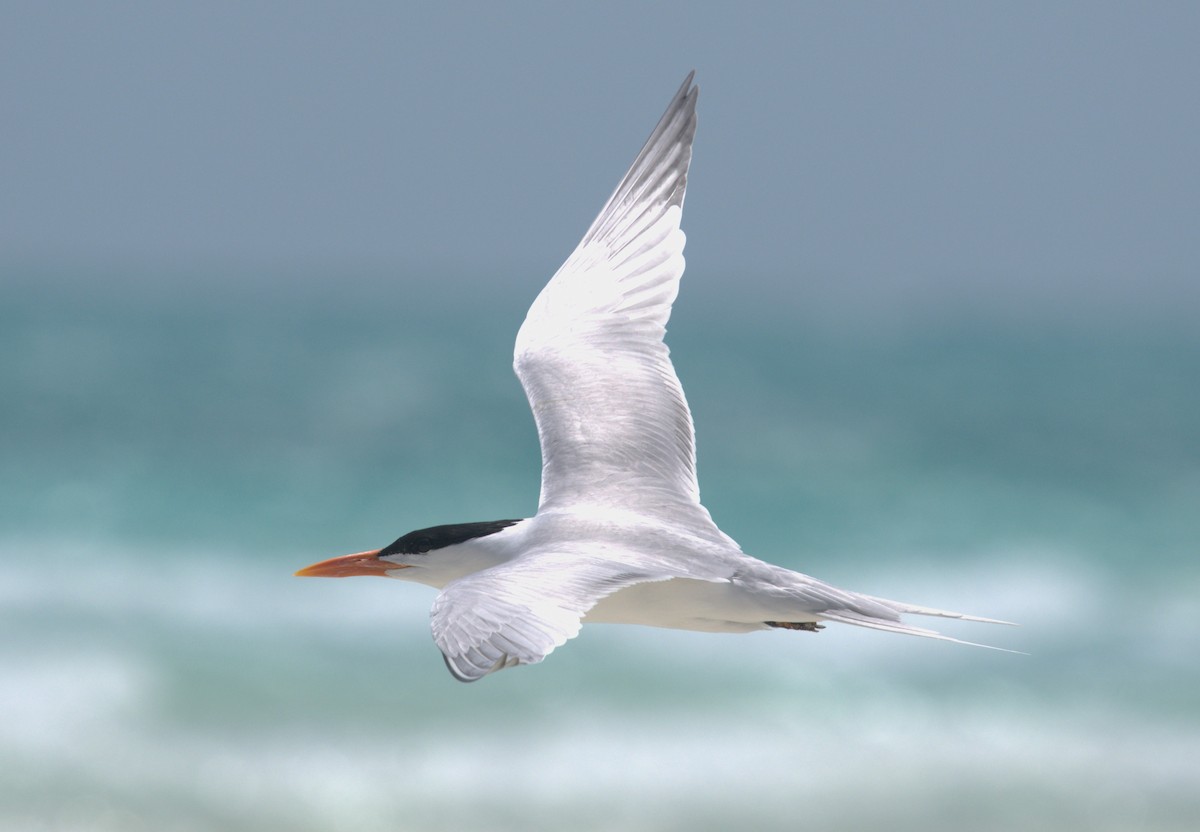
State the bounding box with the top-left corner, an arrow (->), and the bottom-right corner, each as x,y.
514,74 -> 714,532
430,556 -> 674,682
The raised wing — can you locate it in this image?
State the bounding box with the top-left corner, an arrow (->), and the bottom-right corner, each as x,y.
514,73 -> 714,528
430,555 -> 674,682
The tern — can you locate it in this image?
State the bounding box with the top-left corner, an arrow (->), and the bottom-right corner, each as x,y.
296,73 -> 1014,682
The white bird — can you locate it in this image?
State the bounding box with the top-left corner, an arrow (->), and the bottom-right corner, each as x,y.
296,73 -> 1014,682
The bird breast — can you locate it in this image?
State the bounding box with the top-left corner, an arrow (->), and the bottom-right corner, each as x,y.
583,577 -> 771,633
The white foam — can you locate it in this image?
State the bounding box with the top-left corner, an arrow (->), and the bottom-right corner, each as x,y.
0,650 -> 153,753
3,535 -> 1197,830
0,535 -> 430,634
6,689 -> 1195,831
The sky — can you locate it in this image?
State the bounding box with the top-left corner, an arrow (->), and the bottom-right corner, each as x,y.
3,1 -> 1197,325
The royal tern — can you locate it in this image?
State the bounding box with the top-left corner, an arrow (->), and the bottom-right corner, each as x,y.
296,73 -> 1014,682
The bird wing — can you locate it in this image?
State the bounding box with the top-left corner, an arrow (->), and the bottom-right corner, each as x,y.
430,554 -> 680,682
513,74 -> 728,542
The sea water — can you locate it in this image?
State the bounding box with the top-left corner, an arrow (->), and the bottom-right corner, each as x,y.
2,265 -> 1197,831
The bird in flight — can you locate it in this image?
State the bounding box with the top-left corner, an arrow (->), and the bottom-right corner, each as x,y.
296,73 -> 1014,682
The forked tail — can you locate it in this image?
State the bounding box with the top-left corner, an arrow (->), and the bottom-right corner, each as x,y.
818,595 -> 1023,653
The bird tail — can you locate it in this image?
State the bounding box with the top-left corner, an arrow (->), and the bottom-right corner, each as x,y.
819,594 -> 1023,653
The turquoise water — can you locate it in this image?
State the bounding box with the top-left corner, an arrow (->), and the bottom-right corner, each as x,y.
3,267 -> 1198,831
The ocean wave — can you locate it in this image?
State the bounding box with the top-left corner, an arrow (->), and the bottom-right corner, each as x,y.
1,659 -> 1196,832
3,535 -> 1197,830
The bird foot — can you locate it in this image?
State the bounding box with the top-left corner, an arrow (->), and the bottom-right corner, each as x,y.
765,621 -> 825,632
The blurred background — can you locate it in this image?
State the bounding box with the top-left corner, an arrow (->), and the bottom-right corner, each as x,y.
2,3 -> 1197,830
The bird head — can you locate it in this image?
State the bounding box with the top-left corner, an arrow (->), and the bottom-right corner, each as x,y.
295,519 -> 523,587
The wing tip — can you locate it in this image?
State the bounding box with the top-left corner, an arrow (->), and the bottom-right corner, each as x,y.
442,651 -> 517,683
678,69 -> 698,103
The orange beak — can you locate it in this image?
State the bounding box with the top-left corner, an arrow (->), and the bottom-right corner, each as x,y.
294,549 -> 408,578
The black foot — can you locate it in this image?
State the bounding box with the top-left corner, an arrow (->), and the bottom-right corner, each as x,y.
765,621 -> 825,632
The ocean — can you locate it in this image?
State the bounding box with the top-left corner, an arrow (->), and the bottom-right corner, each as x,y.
2,265 -> 1197,831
